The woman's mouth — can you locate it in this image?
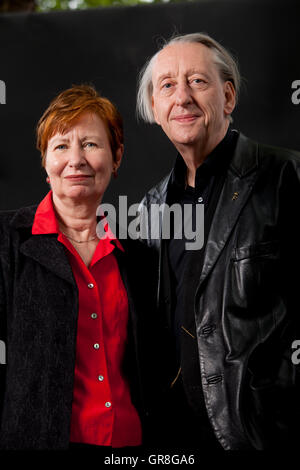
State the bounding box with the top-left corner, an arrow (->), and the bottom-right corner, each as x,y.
65,175 -> 92,181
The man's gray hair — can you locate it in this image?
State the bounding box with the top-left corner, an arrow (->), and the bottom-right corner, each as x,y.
136,32 -> 241,123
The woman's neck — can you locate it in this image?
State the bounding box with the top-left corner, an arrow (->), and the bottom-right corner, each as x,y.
52,193 -> 99,240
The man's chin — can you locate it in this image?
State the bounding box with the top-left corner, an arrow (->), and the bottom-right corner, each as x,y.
171,132 -> 206,148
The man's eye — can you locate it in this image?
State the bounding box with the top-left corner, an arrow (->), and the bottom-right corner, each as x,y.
192,78 -> 207,86
162,83 -> 172,89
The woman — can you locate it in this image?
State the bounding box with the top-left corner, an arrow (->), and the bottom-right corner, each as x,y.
0,85 -> 149,450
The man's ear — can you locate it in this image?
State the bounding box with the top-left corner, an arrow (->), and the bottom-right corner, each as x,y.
152,95 -> 161,125
224,81 -> 236,117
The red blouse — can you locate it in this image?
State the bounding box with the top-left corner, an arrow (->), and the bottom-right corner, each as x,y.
32,191 -> 142,447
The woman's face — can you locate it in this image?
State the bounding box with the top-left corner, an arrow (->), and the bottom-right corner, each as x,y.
45,112 -> 122,205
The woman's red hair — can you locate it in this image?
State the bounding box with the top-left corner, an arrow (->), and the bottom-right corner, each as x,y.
36,84 -> 123,166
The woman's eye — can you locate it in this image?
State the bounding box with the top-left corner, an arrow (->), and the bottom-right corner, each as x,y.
55,144 -> 67,150
84,142 -> 96,148
162,82 -> 172,89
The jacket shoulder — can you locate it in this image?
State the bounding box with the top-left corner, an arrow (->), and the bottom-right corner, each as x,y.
238,132 -> 300,166
138,174 -> 172,250
0,209 -> 18,224
0,205 -> 37,240
257,139 -> 300,164
255,139 -> 300,187
231,132 -> 300,178
140,172 -> 172,208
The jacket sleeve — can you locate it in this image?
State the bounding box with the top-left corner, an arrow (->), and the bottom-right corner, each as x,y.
137,193 -> 163,253
137,195 -> 152,248
0,224 -> 7,420
274,156 -> 300,446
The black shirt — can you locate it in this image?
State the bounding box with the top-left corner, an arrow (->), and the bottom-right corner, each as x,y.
167,128 -> 239,359
155,128 -> 238,449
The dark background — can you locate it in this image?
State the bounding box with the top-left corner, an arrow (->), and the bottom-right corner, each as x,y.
0,0 -> 300,210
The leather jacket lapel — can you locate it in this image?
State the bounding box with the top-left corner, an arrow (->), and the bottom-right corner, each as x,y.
197,134 -> 259,291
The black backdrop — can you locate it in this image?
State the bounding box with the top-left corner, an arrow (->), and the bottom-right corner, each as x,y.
0,0 -> 300,211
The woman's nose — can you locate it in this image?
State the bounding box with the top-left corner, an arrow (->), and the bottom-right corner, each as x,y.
68,143 -> 86,167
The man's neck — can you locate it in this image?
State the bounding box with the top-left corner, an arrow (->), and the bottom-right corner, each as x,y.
176,124 -> 230,187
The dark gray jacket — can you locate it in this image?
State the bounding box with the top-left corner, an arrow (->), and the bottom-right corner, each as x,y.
0,204 -> 156,450
139,133 -> 300,449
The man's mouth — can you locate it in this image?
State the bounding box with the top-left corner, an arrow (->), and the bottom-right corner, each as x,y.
172,114 -> 199,123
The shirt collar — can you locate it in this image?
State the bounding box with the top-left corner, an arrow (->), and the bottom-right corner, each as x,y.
32,190 -> 124,252
170,128 -> 239,193
32,191 -> 59,235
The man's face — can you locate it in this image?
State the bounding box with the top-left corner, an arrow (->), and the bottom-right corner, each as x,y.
151,42 -> 236,153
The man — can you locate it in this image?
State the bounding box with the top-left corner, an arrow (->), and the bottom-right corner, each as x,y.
136,33 -> 300,450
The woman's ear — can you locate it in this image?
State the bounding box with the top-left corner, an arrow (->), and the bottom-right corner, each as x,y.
114,144 -> 124,171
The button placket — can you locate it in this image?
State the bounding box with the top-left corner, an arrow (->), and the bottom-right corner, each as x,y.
87,278 -> 101,352
87,271 -> 112,412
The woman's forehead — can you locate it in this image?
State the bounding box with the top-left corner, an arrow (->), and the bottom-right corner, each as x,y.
48,112 -> 106,142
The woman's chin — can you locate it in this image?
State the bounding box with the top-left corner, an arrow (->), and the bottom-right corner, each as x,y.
63,187 -> 101,203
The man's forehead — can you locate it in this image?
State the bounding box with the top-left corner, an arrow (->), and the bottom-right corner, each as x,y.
152,42 -> 215,78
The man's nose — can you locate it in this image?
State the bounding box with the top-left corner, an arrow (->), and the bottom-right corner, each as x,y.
175,81 -> 193,106
68,143 -> 86,167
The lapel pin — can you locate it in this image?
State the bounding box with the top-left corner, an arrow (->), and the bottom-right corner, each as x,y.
232,192 -> 239,201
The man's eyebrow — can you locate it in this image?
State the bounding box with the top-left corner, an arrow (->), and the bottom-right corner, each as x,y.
155,73 -> 173,84
188,69 -> 210,77
154,70 -> 211,84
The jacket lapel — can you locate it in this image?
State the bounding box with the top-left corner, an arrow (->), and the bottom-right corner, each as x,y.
10,205 -> 75,286
20,235 -> 75,285
197,133 -> 259,290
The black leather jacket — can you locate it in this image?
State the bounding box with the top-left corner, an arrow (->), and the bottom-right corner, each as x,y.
139,133 -> 300,449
